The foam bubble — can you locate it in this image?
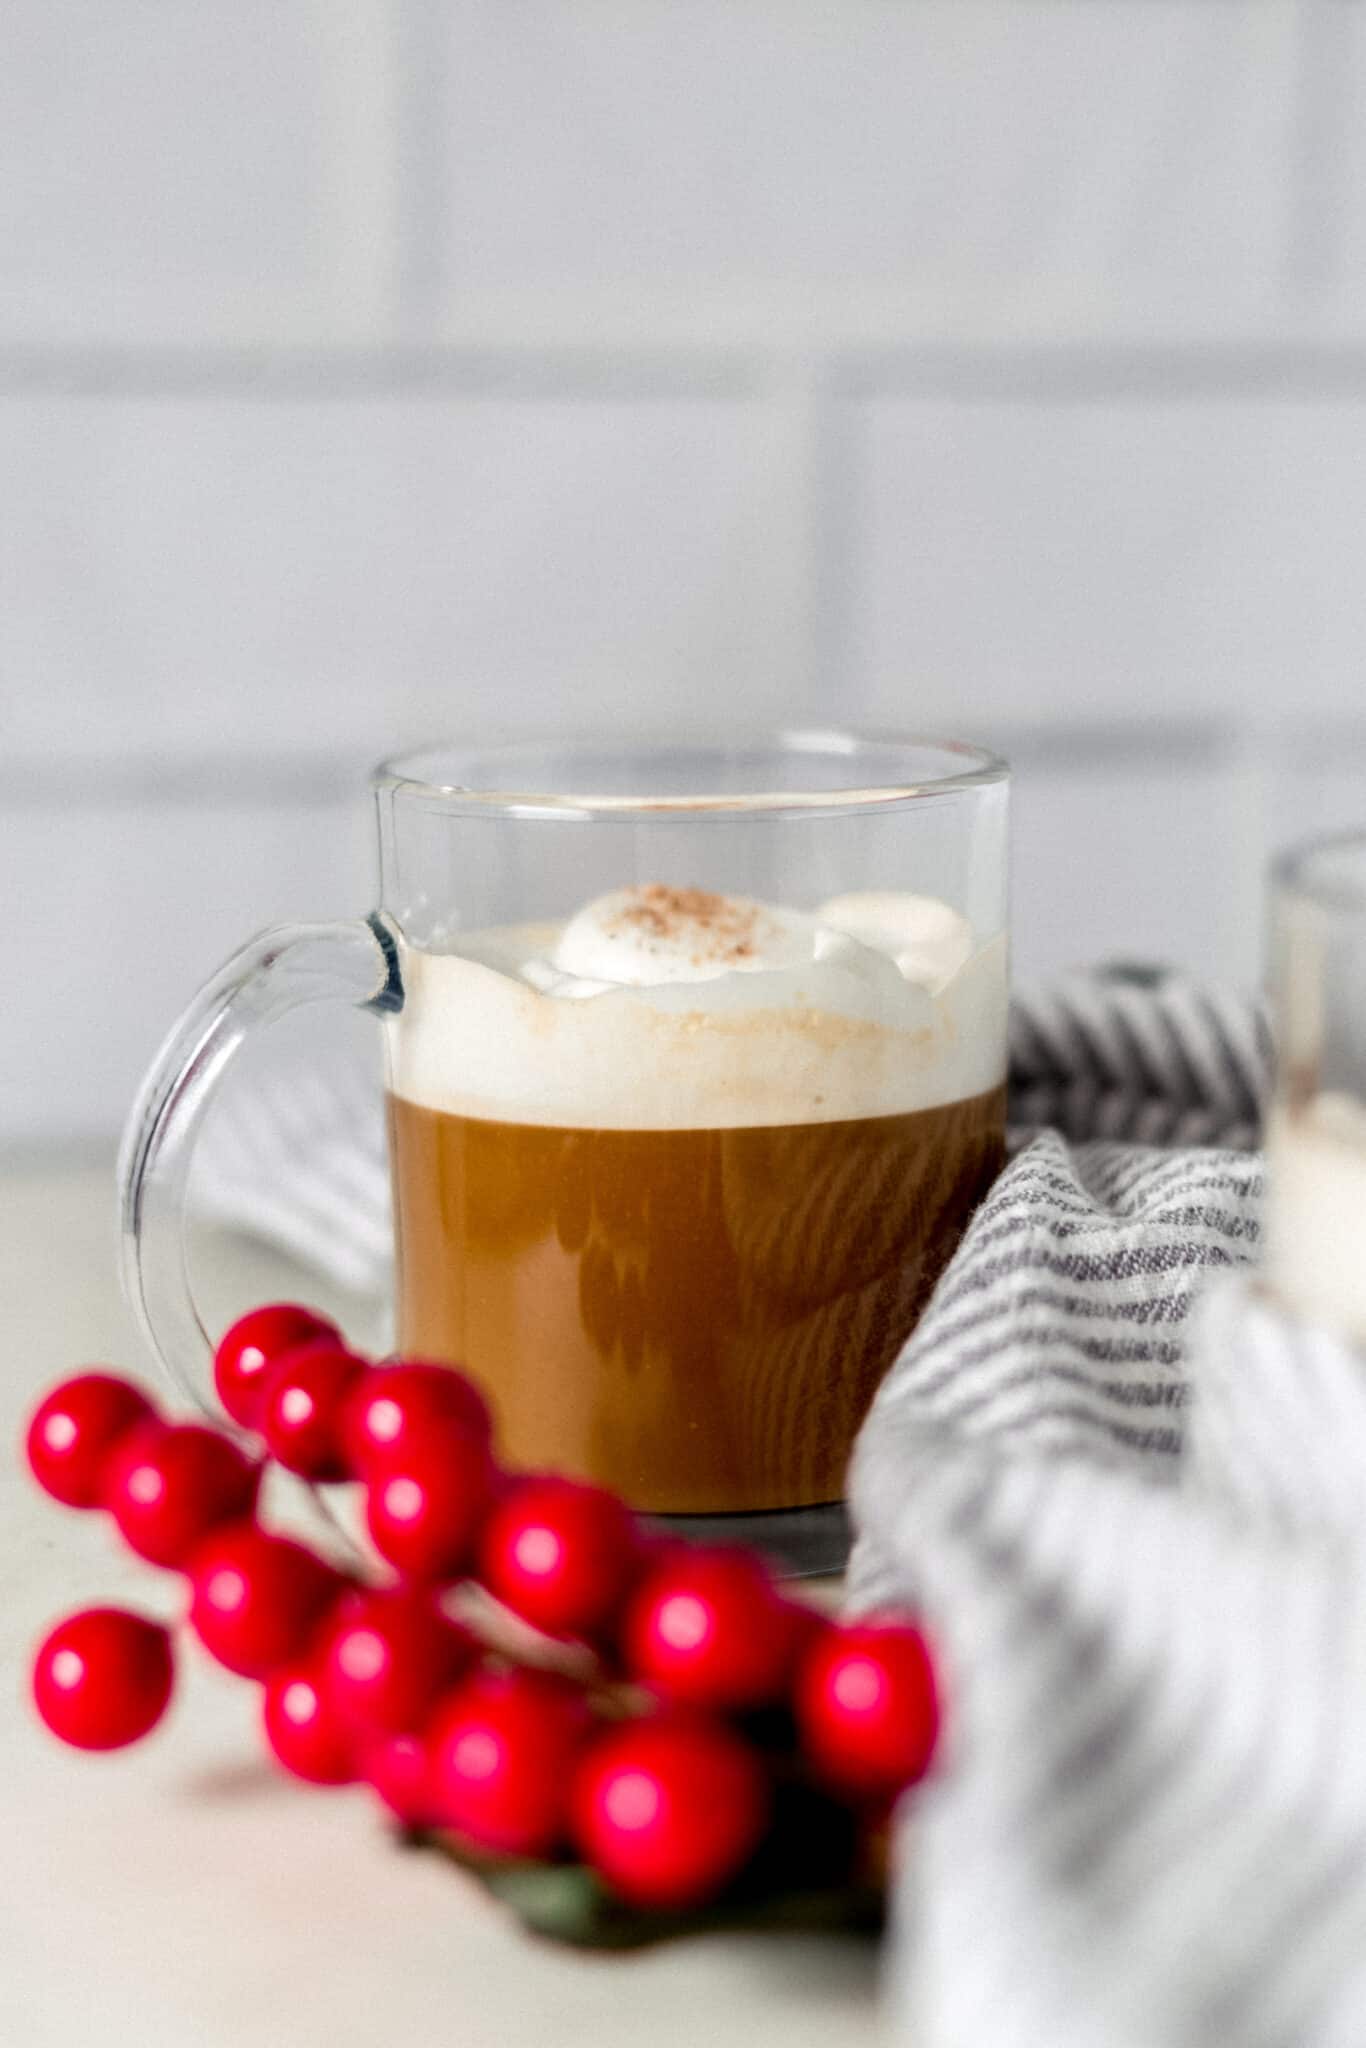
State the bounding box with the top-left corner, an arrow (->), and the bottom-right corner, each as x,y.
386,887 -> 1007,1129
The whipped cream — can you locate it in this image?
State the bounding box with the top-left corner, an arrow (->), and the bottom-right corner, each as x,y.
1266,1095 -> 1366,1346
556,886 -> 818,985
386,884 -> 1007,1130
818,892 -> 974,989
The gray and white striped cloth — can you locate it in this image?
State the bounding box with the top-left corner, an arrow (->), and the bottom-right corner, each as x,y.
196,968 -> 1366,2045
853,972 -> 1366,2048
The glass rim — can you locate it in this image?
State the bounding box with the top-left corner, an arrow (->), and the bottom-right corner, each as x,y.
373,727 -> 1009,820
1274,829 -> 1366,917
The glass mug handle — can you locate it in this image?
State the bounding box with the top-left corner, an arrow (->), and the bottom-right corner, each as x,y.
117,912 -> 403,1409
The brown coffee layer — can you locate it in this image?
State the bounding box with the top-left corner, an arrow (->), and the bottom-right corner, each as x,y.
387,1087 -> 1006,1514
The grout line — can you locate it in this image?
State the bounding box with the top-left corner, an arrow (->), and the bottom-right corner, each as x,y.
0,346 -> 762,401
393,0 -> 451,343
0,722 -> 1321,810
808,361 -> 860,716
1286,0 -> 1353,300
752,358 -> 828,711
980,721 -> 1238,771
0,754 -> 371,808
313,0 -> 407,345
831,342 -> 1366,401
10,339 -> 1366,405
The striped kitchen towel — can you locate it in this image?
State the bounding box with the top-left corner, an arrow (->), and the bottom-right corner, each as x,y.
194,1050 -> 392,1301
851,978 -> 1366,2048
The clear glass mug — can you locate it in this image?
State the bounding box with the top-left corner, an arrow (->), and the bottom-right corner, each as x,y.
1265,830 -> 1366,1347
120,733 -> 1010,1569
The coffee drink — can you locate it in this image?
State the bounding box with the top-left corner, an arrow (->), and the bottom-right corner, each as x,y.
385,884 -> 1007,1514
390,1090 -> 1003,1511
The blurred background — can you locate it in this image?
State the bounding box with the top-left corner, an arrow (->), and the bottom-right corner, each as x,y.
5,0 -> 1365,1152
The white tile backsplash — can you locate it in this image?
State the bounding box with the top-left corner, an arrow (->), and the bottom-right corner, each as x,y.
0,392 -> 795,763
1,797 -> 371,1146
433,0 -> 1296,344
1011,750 -> 1263,987
0,0 -> 397,346
845,390 -> 1366,726
1301,1 -> 1366,317
1266,725 -> 1366,860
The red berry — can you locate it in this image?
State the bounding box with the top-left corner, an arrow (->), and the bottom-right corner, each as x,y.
259,1344 -> 367,1481
32,1607 -> 173,1751
571,1713 -> 768,1911
429,1667 -> 591,1859
479,1476 -> 641,1640
364,1420 -> 496,1582
362,1729 -> 437,1828
794,1620 -> 940,1799
105,1422 -> 259,1567
188,1524 -> 342,1679
214,1303 -> 340,1429
263,1663 -> 355,1785
322,1587 -> 472,1737
621,1548 -> 801,1709
341,1363 -> 491,1476
25,1373 -> 155,1509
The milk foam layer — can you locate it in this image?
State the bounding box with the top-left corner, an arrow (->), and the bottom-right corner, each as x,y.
387,885 -> 1007,1129
1266,1095 -> 1366,1346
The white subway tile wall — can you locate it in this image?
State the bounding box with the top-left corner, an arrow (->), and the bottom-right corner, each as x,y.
1,798 -> 371,1147
433,1 -> 1297,338
0,2 -> 399,346
0,393 -> 791,761
846,390 -> 1366,723
1008,741 -> 1265,988
3,0 -> 1362,1145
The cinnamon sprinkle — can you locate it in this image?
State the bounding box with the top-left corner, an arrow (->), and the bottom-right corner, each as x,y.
603,884 -> 766,969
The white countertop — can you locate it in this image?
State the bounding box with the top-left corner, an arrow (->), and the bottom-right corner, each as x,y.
0,1160 -> 884,2048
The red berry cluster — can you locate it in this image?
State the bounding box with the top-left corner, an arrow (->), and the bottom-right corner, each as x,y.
24,1304 -> 940,1915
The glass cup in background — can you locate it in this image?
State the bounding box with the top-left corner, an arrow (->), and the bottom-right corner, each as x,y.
1265,831 -> 1366,1347
120,732 -> 1010,1572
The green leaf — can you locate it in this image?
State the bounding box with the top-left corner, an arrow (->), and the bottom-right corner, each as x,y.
421,1833 -> 884,1952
